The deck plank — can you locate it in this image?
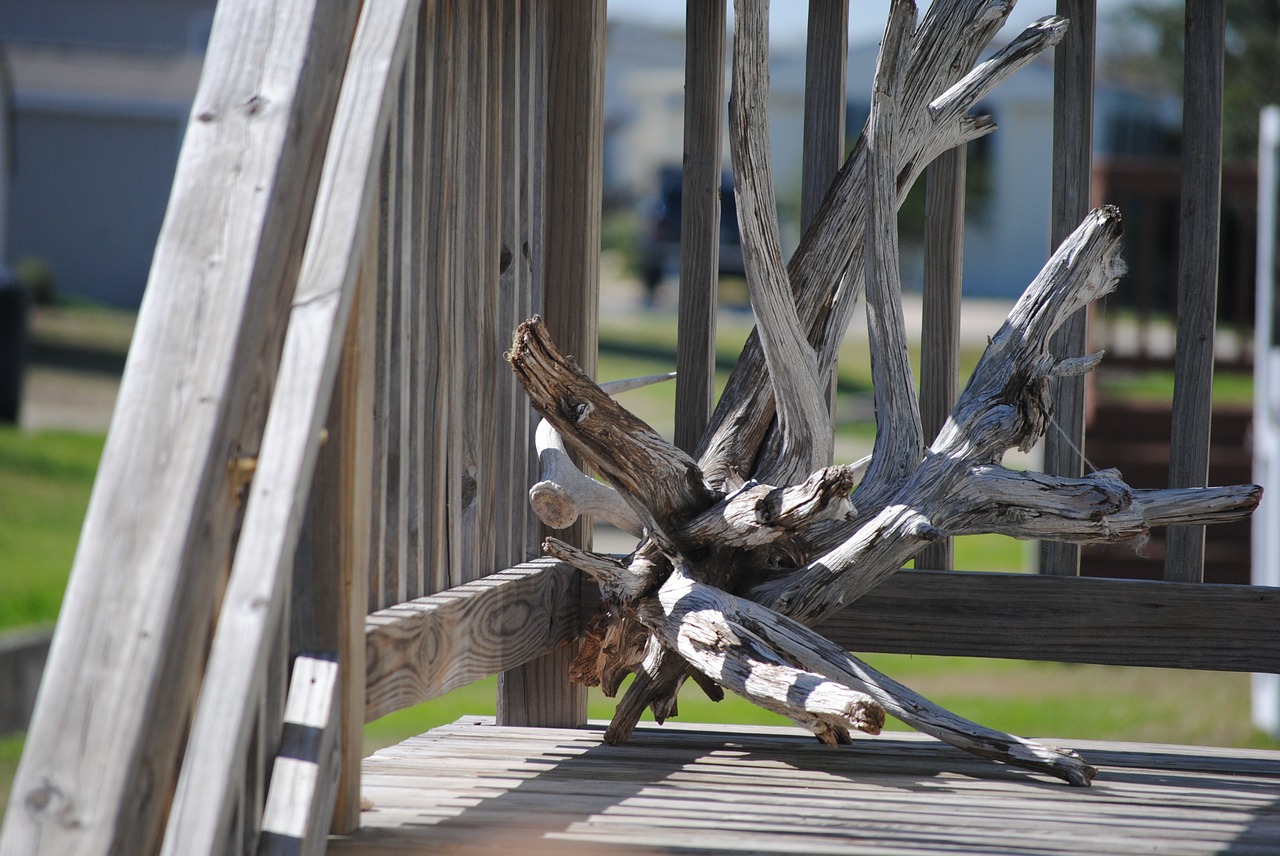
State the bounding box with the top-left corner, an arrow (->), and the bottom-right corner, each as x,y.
329,718 -> 1280,855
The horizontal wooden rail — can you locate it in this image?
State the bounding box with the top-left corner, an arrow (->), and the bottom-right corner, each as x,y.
817,569 -> 1280,673
366,560 -> 1280,726
365,560 -> 580,721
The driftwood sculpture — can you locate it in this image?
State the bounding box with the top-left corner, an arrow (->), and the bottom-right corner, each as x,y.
509,0 -> 1261,786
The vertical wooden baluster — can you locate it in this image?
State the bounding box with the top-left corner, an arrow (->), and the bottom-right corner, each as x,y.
675,0 -> 727,456
1040,0 -> 1095,577
497,0 -> 602,727
917,144 -> 966,571
1165,0 -> 1225,583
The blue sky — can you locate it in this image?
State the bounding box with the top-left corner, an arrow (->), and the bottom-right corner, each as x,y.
606,1 -> 1136,49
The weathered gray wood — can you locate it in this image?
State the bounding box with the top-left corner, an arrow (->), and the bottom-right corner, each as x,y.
530,414 -> 647,538
1040,0 -> 1096,578
457,0 -> 500,586
257,656 -> 343,856
699,4 -> 1052,488
369,130 -> 393,611
523,0 -> 549,563
335,241 -> 376,833
674,0 -> 726,456
366,561 -> 582,722
643,568 -> 1094,784
729,0 -> 832,484
800,0 -> 849,232
818,569 -> 1280,673
420,0 -> 453,598
330,719 -> 1280,855
802,0 -> 850,423
158,2 -> 418,850
291,236 -> 375,833
398,23 -> 422,604
857,0 -> 923,503
0,3 -> 358,853
760,214 -> 1134,624
497,0 -> 525,569
917,145 -> 966,571
497,0 -> 602,727
1165,0 -> 1226,583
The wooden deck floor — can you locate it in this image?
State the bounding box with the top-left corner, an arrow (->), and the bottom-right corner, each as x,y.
329,716 -> 1280,855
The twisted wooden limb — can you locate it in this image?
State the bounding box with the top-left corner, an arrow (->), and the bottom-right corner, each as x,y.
508,1 -> 1262,789
728,0 -> 832,482
941,467 -> 1261,542
757,207 -> 1135,621
699,1 -> 1060,488
645,565 -> 884,746
859,0 -> 926,498
638,568 -> 1094,785
528,373 -> 675,538
531,420 -> 645,537
510,318 -> 721,541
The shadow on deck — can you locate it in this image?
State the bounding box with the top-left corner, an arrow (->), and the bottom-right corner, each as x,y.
330,718 -> 1280,855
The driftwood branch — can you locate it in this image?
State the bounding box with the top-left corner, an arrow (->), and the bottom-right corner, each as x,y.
509,0 -> 1263,787
529,373 -> 675,538
860,0 -> 925,499
728,0 -> 832,482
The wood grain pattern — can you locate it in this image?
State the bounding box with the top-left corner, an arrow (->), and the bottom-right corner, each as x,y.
419,0 -> 454,599
1166,0 -> 1226,583
674,0 -> 726,456
366,561 -> 581,722
917,145 -> 966,572
1040,0 -> 1096,578
497,0 -> 599,727
159,2 -> 417,850
816,568 -> 1280,672
800,0 -> 848,232
0,3 -> 358,853
329,718 -> 1280,856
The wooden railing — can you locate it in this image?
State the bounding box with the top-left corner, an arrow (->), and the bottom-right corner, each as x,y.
2,1 -> 1277,855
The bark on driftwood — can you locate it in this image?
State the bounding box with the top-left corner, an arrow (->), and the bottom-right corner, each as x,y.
508,0 -> 1262,786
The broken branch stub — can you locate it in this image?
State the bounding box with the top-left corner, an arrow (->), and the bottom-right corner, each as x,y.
508,0 -> 1263,786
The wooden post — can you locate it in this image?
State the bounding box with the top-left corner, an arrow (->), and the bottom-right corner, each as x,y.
0,3 -> 358,853
917,144 -> 966,571
1039,0 -> 1095,577
801,0 -> 850,427
290,265 -> 374,834
800,0 -> 849,232
497,0 -> 603,727
1165,0 -> 1225,584
675,0 -> 727,455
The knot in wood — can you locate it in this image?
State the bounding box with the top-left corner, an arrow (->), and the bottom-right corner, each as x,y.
558,396 -> 594,425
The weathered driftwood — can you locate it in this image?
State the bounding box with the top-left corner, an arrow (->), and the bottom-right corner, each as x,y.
507,0 -> 1261,786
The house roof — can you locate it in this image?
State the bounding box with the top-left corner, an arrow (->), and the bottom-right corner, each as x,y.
3,42 -> 202,120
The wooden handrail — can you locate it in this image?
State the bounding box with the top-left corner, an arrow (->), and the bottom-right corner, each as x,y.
365,560 -> 580,722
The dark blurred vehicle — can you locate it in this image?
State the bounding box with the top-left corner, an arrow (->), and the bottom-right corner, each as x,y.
638,166 -> 744,304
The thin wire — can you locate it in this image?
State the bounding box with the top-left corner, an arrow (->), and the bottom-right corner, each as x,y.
1046,413 -> 1102,475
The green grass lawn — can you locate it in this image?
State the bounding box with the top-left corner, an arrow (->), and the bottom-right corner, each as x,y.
364,657 -> 1276,759
0,428 -> 103,630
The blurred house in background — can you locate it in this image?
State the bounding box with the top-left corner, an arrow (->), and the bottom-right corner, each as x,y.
1,8 -> 1188,308
1,0 -> 212,308
605,20 -> 1183,300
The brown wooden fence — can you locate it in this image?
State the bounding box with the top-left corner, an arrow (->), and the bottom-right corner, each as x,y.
2,1 -> 1276,854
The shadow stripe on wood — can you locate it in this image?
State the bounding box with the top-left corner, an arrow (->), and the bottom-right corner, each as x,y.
365,559 -> 580,722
